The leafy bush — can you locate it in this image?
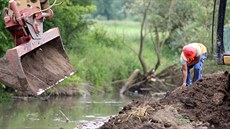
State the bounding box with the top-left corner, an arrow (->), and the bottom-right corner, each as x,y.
0,92 -> 11,103
0,0 -> 14,56
44,0 -> 96,48
64,25 -> 142,92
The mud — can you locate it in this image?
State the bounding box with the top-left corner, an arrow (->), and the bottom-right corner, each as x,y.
99,72 -> 230,129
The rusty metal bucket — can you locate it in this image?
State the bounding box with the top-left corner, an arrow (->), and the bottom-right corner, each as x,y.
0,28 -> 74,96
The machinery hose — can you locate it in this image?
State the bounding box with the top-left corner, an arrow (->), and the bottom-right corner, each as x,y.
29,0 -> 64,17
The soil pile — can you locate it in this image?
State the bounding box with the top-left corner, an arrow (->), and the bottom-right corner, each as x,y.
99,72 -> 230,129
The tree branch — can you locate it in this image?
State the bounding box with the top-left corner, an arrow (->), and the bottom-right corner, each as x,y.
139,0 -> 151,76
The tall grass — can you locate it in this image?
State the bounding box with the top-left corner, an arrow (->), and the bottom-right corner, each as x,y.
97,20 -> 141,38
61,20 -> 179,93
59,20 -> 229,94
96,20 -> 179,72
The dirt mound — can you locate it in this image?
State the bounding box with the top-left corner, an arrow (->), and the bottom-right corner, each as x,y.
100,97 -> 195,129
99,72 -> 230,129
162,72 -> 230,129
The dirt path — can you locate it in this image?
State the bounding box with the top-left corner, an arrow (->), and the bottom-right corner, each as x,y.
99,72 -> 230,129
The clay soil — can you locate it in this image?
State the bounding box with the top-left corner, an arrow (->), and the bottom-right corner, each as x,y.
99,72 -> 230,129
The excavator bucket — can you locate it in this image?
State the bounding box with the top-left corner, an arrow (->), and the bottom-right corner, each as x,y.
0,28 -> 74,96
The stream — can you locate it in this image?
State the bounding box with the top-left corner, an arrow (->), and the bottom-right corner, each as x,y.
0,94 -> 131,129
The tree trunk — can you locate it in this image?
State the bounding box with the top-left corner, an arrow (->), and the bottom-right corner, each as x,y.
138,0 -> 151,76
120,69 -> 141,94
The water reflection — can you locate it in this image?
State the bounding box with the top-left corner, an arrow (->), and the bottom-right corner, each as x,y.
0,94 -> 131,129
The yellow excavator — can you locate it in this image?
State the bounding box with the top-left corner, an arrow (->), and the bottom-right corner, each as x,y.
0,0 -> 74,96
216,0 -> 230,65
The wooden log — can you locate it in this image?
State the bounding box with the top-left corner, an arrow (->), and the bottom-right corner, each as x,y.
120,69 -> 141,94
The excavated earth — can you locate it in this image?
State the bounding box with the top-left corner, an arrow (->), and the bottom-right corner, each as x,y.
99,72 -> 230,129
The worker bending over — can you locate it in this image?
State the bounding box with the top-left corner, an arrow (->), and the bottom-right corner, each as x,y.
180,43 -> 207,87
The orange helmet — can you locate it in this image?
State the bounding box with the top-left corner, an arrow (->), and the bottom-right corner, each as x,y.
183,45 -> 196,58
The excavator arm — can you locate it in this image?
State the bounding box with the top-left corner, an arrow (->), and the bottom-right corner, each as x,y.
0,0 -> 74,96
216,0 -> 227,65
216,0 -> 230,65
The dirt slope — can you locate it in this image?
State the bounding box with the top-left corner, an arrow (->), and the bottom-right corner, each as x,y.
99,72 -> 230,129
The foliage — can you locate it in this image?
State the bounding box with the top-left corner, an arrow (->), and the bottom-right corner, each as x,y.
0,0 -> 14,57
92,0 -> 217,56
0,0 -> 95,56
44,0 -> 96,47
123,0 -> 179,74
67,25 -> 141,92
62,20 -> 177,93
0,0 -> 96,94
0,84 -> 11,102
0,83 -> 5,89
0,92 -> 12,103
169,0 -> 214,52
71,0 -> 92,6
0,0 -> 229,95
91,0 -> 127,20
203,59 -> 230,73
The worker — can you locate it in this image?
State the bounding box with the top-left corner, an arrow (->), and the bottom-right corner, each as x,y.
180,43 -> 207,87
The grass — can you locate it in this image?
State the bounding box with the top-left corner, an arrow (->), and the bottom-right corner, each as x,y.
60,20 -> 149,92
203,59 -> 230,74
2,20 -> 229,96
60,20 -> 180,91
95,20 -> 179,73
96,20 -> 141,36
60,20 -> 207,93
0,92 -> 12,103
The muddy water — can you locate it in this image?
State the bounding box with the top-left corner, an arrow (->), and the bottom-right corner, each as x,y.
0,94 -> 131,129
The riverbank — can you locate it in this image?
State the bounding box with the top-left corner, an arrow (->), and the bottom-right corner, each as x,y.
98,72 -> 230,129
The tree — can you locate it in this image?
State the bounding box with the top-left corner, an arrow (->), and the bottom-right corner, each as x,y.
127,0 -> 179,76
44,0 -> 95,48
120,0 -> 178,94
125,0 -> 217,75
120,0 -> 216,94
148,0 -> 177,71
0,0 -> 95,55
138,0 -> 150,76
0,0 -> 14,57
169,0 -> 215,54
92,0 -> 127,20
71,0 -> 92,6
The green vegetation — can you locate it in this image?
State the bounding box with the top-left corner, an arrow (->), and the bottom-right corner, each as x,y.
91,0 -> 127,20
0,0 -> 13,57
63,24 -> 142,92
1,0 -> 230,97
59,20 -> 179,93
0,92 -> 12,103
